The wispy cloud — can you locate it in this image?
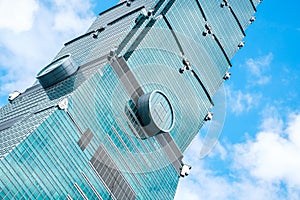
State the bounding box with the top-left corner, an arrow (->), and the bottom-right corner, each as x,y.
245,53 -> 273,86
227,87 -> 262,115
175,108 -> 300,200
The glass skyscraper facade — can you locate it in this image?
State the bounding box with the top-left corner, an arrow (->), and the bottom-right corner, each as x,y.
0,0 -> 261,199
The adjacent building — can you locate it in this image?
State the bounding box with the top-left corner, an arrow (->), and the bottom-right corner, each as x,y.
0,0 -> 261,199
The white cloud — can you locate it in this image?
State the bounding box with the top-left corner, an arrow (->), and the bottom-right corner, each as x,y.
0,0 -> 96,100
227,88 -> 261,115
235,110 -> 300,188
175,108 -> 300,200
259,106 -> 284,134
0,0 -> 38,33
176,170 -> 284,200
52,0 -> 95,33
245,53 -> 273,85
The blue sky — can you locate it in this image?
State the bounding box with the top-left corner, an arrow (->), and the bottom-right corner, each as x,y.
0,0 -> 299,199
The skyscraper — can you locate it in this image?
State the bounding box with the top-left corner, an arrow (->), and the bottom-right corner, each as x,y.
0,0 -> 261,199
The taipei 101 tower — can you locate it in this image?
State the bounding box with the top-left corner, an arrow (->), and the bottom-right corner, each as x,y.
0,0 -> 262,199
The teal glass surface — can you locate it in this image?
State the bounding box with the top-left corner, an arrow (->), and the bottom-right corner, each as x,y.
0,0 -> 260,199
